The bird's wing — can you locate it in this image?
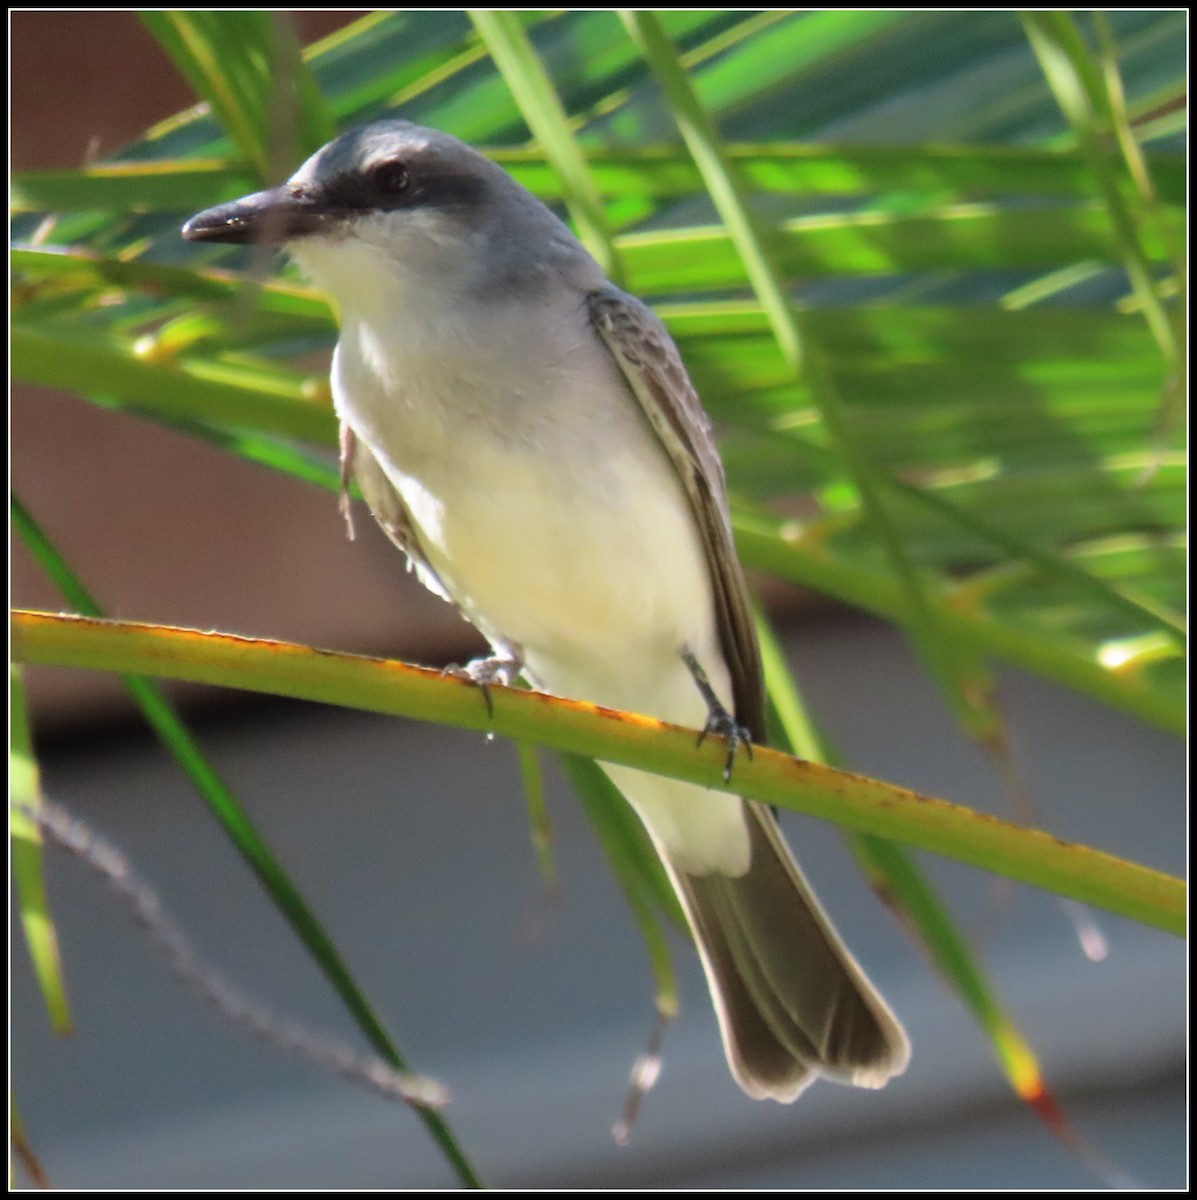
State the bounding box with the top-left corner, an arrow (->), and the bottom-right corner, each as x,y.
588,286 -> 765,742
339,421 -> 454,604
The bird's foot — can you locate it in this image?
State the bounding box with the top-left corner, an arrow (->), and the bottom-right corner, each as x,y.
442,647 -> 524,718
680,647 -> 753,784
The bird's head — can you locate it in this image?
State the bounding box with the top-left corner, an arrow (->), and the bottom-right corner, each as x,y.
183,120 -> 594,316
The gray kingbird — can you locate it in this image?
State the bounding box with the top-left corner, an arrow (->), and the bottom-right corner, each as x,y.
183,120 -> 909,1102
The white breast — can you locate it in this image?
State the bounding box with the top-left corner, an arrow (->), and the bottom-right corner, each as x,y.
333,288 -> 721,706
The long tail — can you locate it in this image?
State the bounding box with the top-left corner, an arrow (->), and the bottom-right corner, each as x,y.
666,800 -> 909,1101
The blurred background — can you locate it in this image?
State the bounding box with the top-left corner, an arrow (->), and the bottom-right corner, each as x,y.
11,10 -> 1186,1189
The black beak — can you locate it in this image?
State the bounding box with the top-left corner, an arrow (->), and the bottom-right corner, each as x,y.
181,186 -> 332,245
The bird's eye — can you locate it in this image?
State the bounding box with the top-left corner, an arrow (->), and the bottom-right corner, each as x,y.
371,160 -> 410,197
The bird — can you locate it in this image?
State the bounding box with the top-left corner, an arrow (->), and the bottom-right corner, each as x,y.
183,119 -> 909,1102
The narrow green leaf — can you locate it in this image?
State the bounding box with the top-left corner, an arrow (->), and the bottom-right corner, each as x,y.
882,475 -> 1185,642
9,1096 -> 51,1189
142,11 -> 277,178
616,202 -> 1184,292
468,10 -> 622,282
516,743 -> 556,890
1092,13 -> 1187,276
141,12 -> 333,181
600,10 -> 908,143
17,145 -> 1182,216
560,755 -> 682,1017
301,11 -> 481,126
729,419 -> 1185,647
855,835 -> 1069,1102
1021,12 -> 1181,374
10,665 -> 73,1035
11,322 -> 337,446
11,160 -> 260,214
733,511 -> 1183,736
406,12 -> 733,147
12,246 -> 332,323
11,500 -> 483,1191
11,611 -> 1184,936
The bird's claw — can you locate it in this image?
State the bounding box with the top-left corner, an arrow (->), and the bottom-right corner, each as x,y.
681,646 -> 753,783
696,706 -> 754,784
442,655 -> 522,718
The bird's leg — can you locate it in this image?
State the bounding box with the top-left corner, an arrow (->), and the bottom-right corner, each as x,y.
443,639 -> 526,718
680,646 -> 753,784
